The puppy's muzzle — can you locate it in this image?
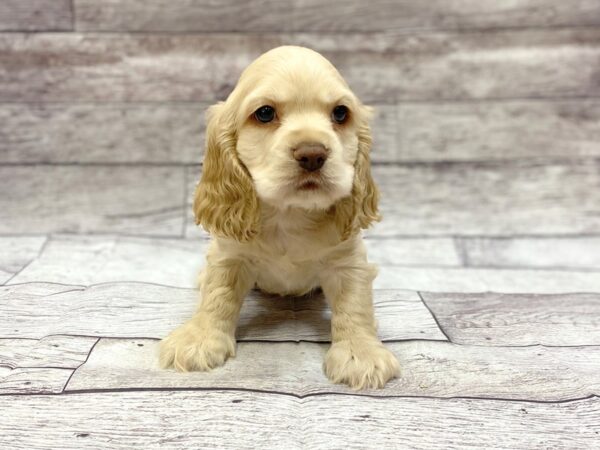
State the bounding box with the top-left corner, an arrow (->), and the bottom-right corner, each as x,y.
293,142 -> 328,172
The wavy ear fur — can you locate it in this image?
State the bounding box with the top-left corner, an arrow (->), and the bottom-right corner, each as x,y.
334,107 -> 381,240
193,103 -> 260,242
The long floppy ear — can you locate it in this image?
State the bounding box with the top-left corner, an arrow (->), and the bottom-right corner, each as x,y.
334,106 -> 381,240
193,103 -> 260,242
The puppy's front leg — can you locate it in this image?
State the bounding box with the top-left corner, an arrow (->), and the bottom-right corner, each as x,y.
321,260 -> 400,389
160,258 -> 255,372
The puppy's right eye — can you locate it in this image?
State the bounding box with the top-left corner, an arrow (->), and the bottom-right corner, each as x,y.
254,105 -> 276,123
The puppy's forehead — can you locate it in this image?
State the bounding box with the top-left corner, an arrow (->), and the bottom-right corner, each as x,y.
235,46 -> 352,106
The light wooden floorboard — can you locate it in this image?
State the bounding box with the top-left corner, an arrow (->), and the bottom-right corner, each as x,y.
73,0 -> 600,32
0,166 -> 185,236
0,367 -> 73,394
2,391 -> 597,450
459,237 -> 600,270
0,236 -> 46,284
6,235 -> 461,287
0,0 -> 72,31
0,335 -> 97,368
376,266 -> 600,293
1,29 -> 599,103
422,292 -> 600,346
67,339 -> 600,401
0,283 -> 445,342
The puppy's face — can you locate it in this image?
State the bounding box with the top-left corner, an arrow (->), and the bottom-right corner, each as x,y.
194,46 -> 379,241
232,47 -> 368,210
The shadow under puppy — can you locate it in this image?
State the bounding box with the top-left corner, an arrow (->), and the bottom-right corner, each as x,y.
160,46 -> 400,389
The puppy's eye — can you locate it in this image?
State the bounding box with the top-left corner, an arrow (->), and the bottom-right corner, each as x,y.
331,105 -> 349,124
254,105 -> 276,123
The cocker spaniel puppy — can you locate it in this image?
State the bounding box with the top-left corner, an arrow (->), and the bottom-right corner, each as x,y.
160,46 -> 400,389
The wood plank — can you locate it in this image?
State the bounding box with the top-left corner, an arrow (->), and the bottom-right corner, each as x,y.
75,0 -> 292,32
0,236 -> 46,284
0,335 -> 97,368
421,292 -> 600,346
0,283 -> 445,341
0,103 -> 206,164
0,367 -> 72,394
376,266 -> 600,293
460,237 -> 600,270
9,235 -> 209,287
1,29 -> 599,103
0,0 -> 72,31
370,162 -> 600,236
187,161 -> 600,238
1,392 -> 598,449
293,0 -> 600,32
0,166 -> 185,235
9,235 -> 460,287
0,103 -> 394,164
74,0 -> 600,32
394,100 -> 600,162
68,339 -> 600,401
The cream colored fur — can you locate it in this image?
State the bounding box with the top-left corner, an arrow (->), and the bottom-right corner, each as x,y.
160,46 -> 400,389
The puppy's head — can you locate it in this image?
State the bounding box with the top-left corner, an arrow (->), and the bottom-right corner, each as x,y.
194,46 -> 380,241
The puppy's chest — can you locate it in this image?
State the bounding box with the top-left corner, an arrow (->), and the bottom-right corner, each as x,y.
250,222 -> 337,295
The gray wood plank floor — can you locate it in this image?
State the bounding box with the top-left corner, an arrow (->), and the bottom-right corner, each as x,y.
1,1 -> 599,448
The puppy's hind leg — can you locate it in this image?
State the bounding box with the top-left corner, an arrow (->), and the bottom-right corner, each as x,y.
160,257 -> 255,372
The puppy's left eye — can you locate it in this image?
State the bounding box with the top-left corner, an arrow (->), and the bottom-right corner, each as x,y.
331,105 -> 349,124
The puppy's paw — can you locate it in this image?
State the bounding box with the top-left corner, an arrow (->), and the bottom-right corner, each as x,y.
159,320 -> 236,372
323,339 -> 400,389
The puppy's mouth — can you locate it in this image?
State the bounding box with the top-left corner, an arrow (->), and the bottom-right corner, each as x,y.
295,173 -> 326,191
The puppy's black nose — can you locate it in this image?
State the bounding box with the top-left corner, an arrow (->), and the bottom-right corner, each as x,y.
293,143 -> 328,172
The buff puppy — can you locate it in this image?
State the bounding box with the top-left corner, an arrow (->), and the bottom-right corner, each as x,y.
160,46 -> 400,389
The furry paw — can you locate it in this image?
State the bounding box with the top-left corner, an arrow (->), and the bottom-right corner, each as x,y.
159,320 -> 236,372
323,339 -> 400,389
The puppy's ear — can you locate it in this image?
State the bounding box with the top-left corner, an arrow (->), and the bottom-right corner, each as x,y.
193,103 -> 260,241
334,105 -> 381,239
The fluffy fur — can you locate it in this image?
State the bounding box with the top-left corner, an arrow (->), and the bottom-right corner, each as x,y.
160,46 -> 400,389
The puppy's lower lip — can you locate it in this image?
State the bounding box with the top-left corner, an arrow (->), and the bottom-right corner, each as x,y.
298,181 -> 320,190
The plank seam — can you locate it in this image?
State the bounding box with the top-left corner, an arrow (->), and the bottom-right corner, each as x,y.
1,386 -> 596,405
1,236 -> 49,286
417,291 -> 452,342
62,337 -> 100,393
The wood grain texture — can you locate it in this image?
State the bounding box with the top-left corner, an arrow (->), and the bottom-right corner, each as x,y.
376,266 -> 600,293
75,0 -> 291,32
460,237 -> 600,270
0,335 -> 97,368
187,161 -> 600,239
0,0 -> 72,31
1,29 -> 599,103
0,103 -> 206,164
0,367 -> 72,394
74,0 -> 600,32
0,103 -> 394,164
293,0 -> 600,32
395,100 -> 600,162
370,162 -> 600,236
68,339 -> 600,401
0,166 -> 185,235
2,392 -> 597,450
0,236 -> 46,284
422,292 -> 600,346
0,283 -> 445,342
7,234 -> 461,287
9,235 -> 208,287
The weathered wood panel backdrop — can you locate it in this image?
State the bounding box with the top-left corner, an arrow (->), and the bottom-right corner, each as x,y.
1,2 -> 599,449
